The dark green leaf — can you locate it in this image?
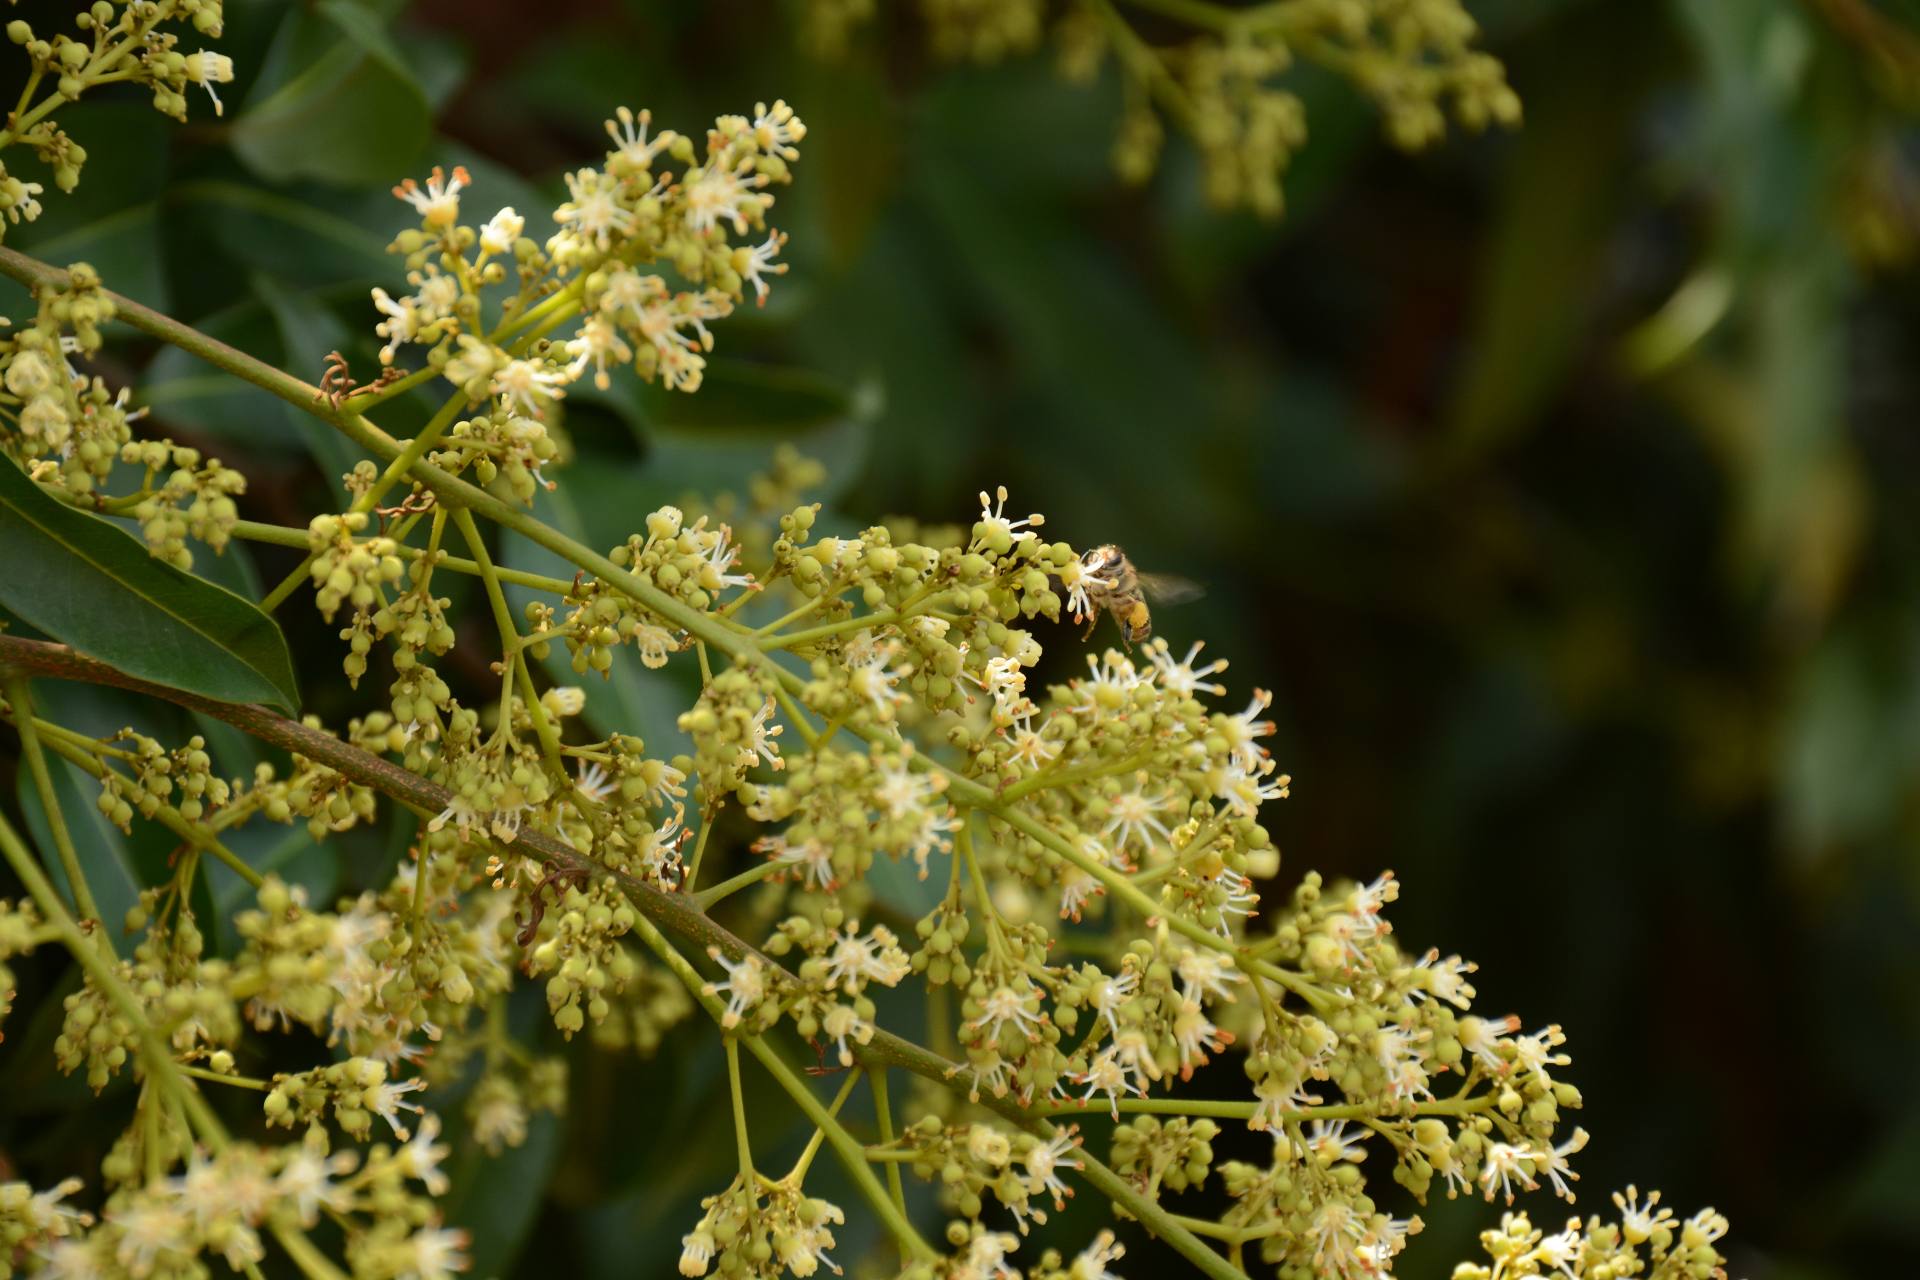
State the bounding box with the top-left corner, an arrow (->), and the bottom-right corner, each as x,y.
0,461 -> 300,713
443,1110 -> 562,1277
230,2 -> 430,185
252,274 -> 376,485
8,103 -> 174,310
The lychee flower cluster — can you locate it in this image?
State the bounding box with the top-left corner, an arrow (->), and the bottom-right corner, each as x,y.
805,0 -> 1518,217
363,95 -> 803,457
0,3 -> 231,245
0,87 -> 1739,1280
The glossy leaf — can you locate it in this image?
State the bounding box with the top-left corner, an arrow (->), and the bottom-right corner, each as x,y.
230,2 -> 430,185
0,461 -> 300,713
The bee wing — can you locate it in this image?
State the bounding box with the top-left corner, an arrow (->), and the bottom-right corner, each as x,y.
1135,572 -> 1205,605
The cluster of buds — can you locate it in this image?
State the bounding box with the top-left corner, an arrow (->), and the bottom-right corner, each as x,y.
120,439 -> 247,569
0,266 -> 179,508
17,1133 -> 458,1280
306,513 -> 408,623
0,4 -> 230,245
1451,1194 -> 1734,1280
362,98 -> 805,486
818,0 -> 1517,217
888,1116 -> 1085,1233
677,1175 -> 846,1279
90,728 -> 230,828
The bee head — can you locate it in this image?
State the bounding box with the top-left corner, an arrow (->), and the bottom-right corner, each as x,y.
1083,544 -> 1124,578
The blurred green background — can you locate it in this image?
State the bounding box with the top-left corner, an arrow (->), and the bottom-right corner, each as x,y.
3,0 -> 1918,1277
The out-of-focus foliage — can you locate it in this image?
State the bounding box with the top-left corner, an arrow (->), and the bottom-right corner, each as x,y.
1,0 -> 1914,1276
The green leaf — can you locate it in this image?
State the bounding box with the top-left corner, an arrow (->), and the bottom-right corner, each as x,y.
8,103 -> 174,310
442,1111 -> 563,1278
632,360 -> 867,439
229,2 -> 430,186
0,461 -> 300,713
1442,3 -> 1645,457
252,274 -> 376,485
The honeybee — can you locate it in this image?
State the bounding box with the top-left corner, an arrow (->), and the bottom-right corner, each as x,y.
1071,544 -> 1203,646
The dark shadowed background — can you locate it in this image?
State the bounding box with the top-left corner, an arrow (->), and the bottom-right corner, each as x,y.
2,1 -> 1916,1277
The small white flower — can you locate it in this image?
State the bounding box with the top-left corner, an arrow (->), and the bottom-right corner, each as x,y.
1298,1118 -> 1369,1165
1071,1046 -> 1144,1119
822,1002 -> 874,1066
1057,865 -> 1102,921
1176,949 -> 1245,1004
1411,949 -> 1478,1009
742,695 -> 785,771
275,1144 -> 354,1227
605,105 -> 675,169
575,758 -> 615,803
399,1224 -> 470,1280
0,175 -> 45,225
974,485 -> 1044,547
1101,782 -> 1175,855
1070,1229 -> 1125,1280
370,1076 -> 429,1139
183,52 -> 235,116
1023,1130 -> 1083,1208
400,1113 -> 452,1195
1612,1185 -> 1674,1244
566,314 -> 633,390
752,100 -> 807,160
479,206 -> 524,255
1216,688 -> 1276,770
1088,968 -> 1137,1038
759,833 -> 834,890
1146,638 -> 1228,698
703,947 -> 769,1028
1537,1127 -> 1589,1201
1172,998 -> 1232,1077
680,155 -> 770,237
1480,1141 -> 1538,1204
824,923 -> 910,992
738,230 -> 788,306
490,356 -> 569,418
392,165 -> 470,230
552,166 -> 638,253
110,1199 -> 191,1276
678,1229 -> 716,1277
1532,1222 -> 1582,1277
967,983 -> 1048,1043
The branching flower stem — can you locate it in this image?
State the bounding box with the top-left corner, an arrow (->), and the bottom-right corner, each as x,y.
0,800 -> 348,1280
631,912 -> 939,1266
0,632 -> 1252,1280
4,675 -> 103,926
0,247 -> 1304,1280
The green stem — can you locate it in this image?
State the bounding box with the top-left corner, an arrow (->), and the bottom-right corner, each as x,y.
788,1068 -> 862,1184
725,1038 -> 755,1182
3,676 -> 103,926
229,518 -> 574,594
452,508 -> 564,767
7,709 -> 264,889
0,631 -> 1249,1280
692,858 -> 782,911
260,391 -> 472,612
632,914 -> 939,1264
870,1066 -> 908,1215
178,1063 -> 273,1090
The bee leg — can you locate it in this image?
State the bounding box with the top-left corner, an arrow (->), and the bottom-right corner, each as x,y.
1080,615 -> 1098,642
